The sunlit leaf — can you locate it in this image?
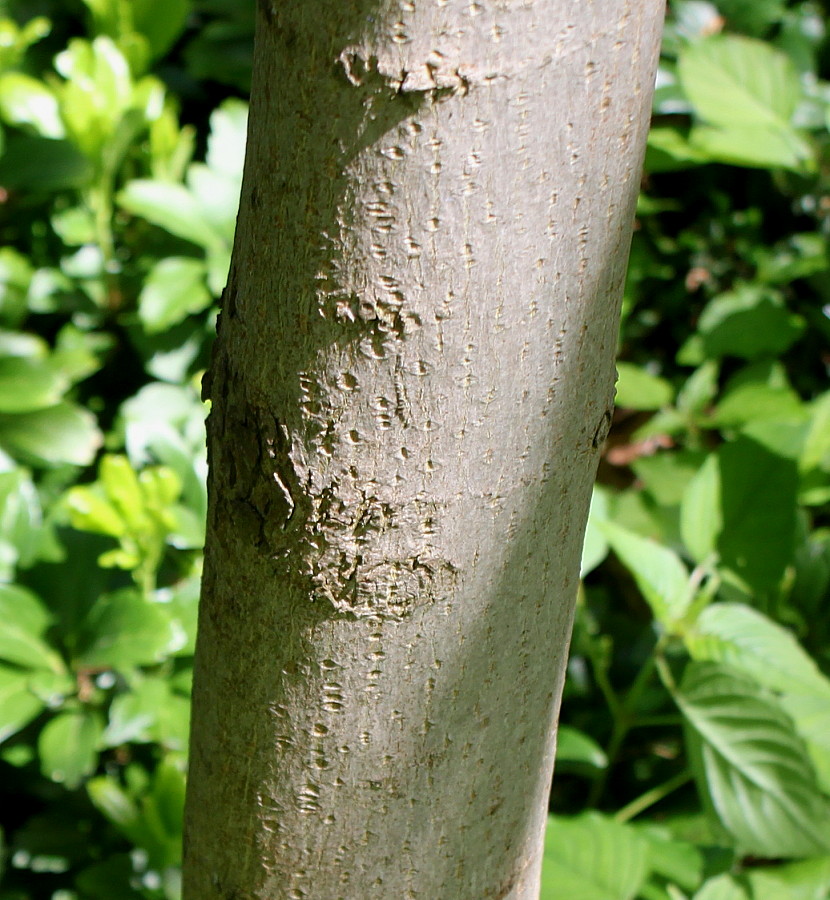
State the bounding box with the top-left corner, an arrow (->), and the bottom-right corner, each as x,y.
541,813 -> 649,900
599,520 -> 692,627
677,662 -> 830,858
38,709 -> 104,788
77,589 -> 185,668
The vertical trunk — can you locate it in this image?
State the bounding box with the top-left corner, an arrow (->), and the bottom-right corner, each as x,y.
183,2 -> 663,898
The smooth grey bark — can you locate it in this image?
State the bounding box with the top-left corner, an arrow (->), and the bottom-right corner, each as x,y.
183,2 -> 663,898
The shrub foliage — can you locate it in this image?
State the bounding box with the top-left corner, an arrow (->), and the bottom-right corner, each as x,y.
0,1 -> 828,898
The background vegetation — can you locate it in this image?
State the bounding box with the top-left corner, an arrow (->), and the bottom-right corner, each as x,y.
0,1 -> 828,897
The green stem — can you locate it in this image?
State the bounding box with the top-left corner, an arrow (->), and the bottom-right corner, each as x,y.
586,653 -> 657,808
88,174 -> 121,310
614,769 -> 693,823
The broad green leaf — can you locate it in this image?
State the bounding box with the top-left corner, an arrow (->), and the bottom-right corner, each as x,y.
801,391 -> 830,476
102,676 -> 190,752
676,361 -> 719,416
88,762 -> 185,870
581,486 -> 609,577
0,467 -> 43,568
0,135 -> 93,191
680,35 -> 802,126
685,602 -> 830,698
0,72 -> 63,138
27,669 -> 74,706
693,874 -> 750,900
186,163 -> 240,241
688,123 -> 813,171
680,437 -> 798,593
0,17 -> 50,71
599,520 -> 692,627
138,256 -> 211,333
715,0 -> 787,35
632,450 -> 707,507
676,662 -> 830,858
615,362 -> 674,411
555,726 -> 608,770
65,486 -> 126,538
0,664 -> 45,743
38,709 -> 104,788
541,813 -> 649,900
0,583 -> 63,672
645,125 -> 709,171
87,775 -> 140,830
0,402 -> 101,467
784,693 -> 830,795
205,98 -> 247,178
117,179 -> 225,251
159,576 -> 200,656
132,0 -> 191,60
696,287 -> 805,361
756,233 -> 829,285
74,855 -> 145,900
746,857 -> 830,900
678,36 -> 812,172
77,589 -> 185,668
100,454 -> 145,531
51,205 -> 97,246
638,827 -> 703,896
0,356 -> 68,413
710,381 -> 803,428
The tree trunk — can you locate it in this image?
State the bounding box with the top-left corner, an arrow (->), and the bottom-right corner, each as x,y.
183,2 -> 663,898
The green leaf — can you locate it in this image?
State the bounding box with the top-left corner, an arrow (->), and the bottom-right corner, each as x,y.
0,72 -> 63,138
138,256 -> 211,333
556,726 -> 608,770
638,827 -> 703,895
801,391 -> 830,477
205,98 -> 247,178
117,179 -> 225,251
615,362 -> 674,411
77,589 -> 185,668
599,520 -> 692,628
676,662 -> 830,858
696,287 -> 805,361
75,854 -> 145,900
645,125 -> 710,172
0,17 -> 50,71
678,35 -> 813,171
0,663 -> 46,743
678,31 -> 802,125
541,813 -> 649,900
0,467 -> 43,569
680,437 -> 798,593
0,583 -> 63,672
632,450 -> 707,507
0,356 -> 68,413
65,485 -> 126,538
100,454 -> 146,531
676,361 -> 719,416
784,693 -> 830,795
688,124 -> 813,171
692,874 -> 750,900
0,135 -> 93,192
710,381 -> 803,429
0,402 -> 101,467
38,709 -> 104,788
685,602 -> 830,698
102,676 -> 189,752
88,762 -> 185,870
581,486 -> 609,577
132,0 -> 191,60
746,857 -> 830,900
